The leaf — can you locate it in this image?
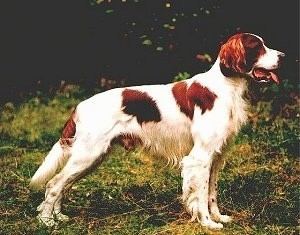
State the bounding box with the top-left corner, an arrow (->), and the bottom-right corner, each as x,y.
105,9 -> 114,14
142,39 -> 152,46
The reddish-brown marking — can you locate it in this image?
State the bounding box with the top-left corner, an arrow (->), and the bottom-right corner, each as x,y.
60,109 -> 77,146
219,34 -> 247,75
112,134 -> 142,150
122,89 -> 161,125
172,82 -> 217,119
242,34 -> 266,71
172,81 -> 193,119
219,33 -> 266,76
188,82 -> 217,114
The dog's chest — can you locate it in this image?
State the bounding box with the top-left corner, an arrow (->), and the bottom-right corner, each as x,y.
228,90 -> 248,134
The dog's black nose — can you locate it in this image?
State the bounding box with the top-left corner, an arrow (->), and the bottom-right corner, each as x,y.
278,51 -> 285,58
277,51 -> 285,65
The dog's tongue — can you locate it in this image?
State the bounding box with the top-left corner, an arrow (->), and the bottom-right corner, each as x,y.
269,71 -> 279,84
253,68 -> 280,84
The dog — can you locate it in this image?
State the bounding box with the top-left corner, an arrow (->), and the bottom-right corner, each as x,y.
30,33 -> 284,229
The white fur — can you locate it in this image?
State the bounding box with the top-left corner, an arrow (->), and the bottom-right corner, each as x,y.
255,46 -> 284,70
30,33 -> 282,229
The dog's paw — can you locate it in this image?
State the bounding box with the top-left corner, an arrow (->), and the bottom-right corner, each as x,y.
37,214 -> 57,227
55,212 -> 70,222
201,219 -> 224,230
212,213 -> 232,223
218,214 -> 232,223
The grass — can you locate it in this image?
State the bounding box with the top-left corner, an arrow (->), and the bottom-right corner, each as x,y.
0,87 -> 299,235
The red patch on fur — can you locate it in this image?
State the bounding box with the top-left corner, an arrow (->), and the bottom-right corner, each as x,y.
172,82 -> 217,119
60,110 -> 77,146
113,134 -> 142,150
219,34 -> 247,74
122,89 -> 161,125
219,33 -> 265,76
242,34 -> 266,70
188,82 -> 217,115
172,81 -> 193,119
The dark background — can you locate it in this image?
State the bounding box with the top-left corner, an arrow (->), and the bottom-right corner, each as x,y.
0,0 -> 298,103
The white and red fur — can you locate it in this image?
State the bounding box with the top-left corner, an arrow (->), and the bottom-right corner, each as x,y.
30,33 -> 284,229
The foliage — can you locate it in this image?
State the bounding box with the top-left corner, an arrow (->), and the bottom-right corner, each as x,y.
2,0 -> 298,104
173,72 -> 191,82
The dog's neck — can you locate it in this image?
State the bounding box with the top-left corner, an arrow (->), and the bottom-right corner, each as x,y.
207,57 -> 248,92
208,57 -> 249,132
202,57 -> 248,94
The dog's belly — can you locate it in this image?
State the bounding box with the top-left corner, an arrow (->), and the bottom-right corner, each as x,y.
137,121 -> 193,164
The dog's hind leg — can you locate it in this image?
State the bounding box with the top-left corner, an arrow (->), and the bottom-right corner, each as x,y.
53,191 -> 70,222
208,155 -> 232,223
37,136 -> 111,226
36,189 -> 70,222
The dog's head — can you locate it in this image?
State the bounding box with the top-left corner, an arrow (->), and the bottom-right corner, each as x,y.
219,33 -> 285,84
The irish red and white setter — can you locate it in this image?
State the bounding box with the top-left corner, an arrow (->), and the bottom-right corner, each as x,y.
30,33 -> 284,229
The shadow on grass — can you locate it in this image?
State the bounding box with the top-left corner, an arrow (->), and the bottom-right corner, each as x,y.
220,168 -> 299,226
66,182 -> 183,228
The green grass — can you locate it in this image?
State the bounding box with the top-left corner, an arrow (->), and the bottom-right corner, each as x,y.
0,88 -> 299,235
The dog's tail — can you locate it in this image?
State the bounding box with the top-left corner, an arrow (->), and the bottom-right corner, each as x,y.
29,141 -> 68,190
30,109 -> 77,190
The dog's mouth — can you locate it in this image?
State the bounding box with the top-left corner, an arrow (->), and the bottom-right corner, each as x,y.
252,67 -> 280,84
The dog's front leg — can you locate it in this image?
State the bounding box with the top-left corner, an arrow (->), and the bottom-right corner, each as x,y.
208,155 -> 232,223
181,146 -> 223,230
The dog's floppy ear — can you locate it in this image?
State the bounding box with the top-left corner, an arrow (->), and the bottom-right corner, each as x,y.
219,34 -> 247,77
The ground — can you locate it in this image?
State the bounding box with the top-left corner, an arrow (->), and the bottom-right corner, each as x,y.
0,87 -> 299,235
